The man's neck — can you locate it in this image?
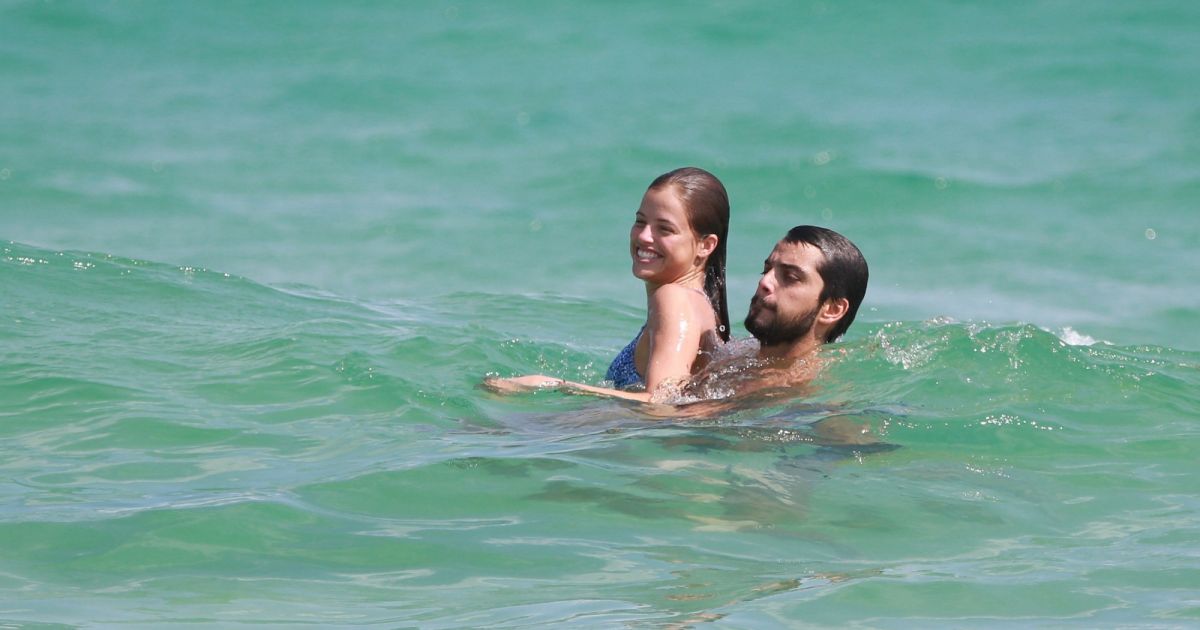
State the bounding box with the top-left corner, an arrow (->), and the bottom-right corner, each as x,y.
757,335 -> 822,362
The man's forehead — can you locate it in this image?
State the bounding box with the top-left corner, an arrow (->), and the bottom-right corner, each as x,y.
768,240 -> 824,267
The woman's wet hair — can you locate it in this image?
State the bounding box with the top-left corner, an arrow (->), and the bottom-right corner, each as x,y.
648,167 -> 731,342
782,225 -> 869,343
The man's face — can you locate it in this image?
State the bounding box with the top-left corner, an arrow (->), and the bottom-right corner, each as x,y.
744,240 -> 827,346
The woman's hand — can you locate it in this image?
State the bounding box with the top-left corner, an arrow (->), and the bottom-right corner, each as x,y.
482,375 -> 564,394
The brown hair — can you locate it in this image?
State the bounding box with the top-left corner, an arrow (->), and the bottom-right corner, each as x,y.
782,225 -> 869,343
648,167 -> 731,341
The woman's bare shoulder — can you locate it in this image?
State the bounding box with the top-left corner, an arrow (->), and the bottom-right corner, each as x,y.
648,284 -> 715,331
648,284 -> 703,318
652,283 -> 715,305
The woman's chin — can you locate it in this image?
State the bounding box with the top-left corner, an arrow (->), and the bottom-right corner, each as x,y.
631,266 -> 660,281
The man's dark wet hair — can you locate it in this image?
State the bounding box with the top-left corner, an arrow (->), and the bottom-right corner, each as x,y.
782,225 -> 869,343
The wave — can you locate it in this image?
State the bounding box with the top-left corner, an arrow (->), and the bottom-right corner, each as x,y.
5,240 -> 1197,491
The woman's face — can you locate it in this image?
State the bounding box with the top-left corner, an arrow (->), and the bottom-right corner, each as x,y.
629,186 -> 708,285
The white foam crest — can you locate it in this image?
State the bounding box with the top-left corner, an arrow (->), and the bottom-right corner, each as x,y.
1057,326 -> 1101,347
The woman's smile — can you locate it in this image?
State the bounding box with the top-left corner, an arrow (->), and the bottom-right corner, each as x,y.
635,247 -> 661,262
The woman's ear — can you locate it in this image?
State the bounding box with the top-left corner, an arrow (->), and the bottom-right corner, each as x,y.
818,297 -> 849,324
697,234 -> 719,258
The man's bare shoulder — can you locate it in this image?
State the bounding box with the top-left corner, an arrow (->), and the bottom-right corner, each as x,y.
683,340 -> 825,401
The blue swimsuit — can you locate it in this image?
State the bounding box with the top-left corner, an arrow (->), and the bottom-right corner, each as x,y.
606,326 -> 645,390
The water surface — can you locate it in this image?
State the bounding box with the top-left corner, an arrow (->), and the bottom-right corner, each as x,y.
2,1 -> 1199,626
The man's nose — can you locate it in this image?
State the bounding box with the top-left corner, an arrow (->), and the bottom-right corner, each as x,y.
756,270 -> 776,295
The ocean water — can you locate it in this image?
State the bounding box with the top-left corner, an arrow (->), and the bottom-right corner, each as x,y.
3,1 -> 1199,627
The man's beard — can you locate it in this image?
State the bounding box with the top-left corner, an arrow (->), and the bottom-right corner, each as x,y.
744,297 -> 819,347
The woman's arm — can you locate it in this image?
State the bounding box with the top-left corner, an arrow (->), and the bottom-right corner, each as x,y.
641,284 -> 707,394
483,285 -> 708,403
482,374 -> 650,402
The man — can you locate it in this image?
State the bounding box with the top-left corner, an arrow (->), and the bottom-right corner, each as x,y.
745,225 -> 868,359
683,225 -> 869,398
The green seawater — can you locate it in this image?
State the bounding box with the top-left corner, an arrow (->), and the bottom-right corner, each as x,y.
3,1 -> 1199,627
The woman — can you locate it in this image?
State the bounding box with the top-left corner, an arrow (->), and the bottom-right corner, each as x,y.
488,167 -> 731,402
